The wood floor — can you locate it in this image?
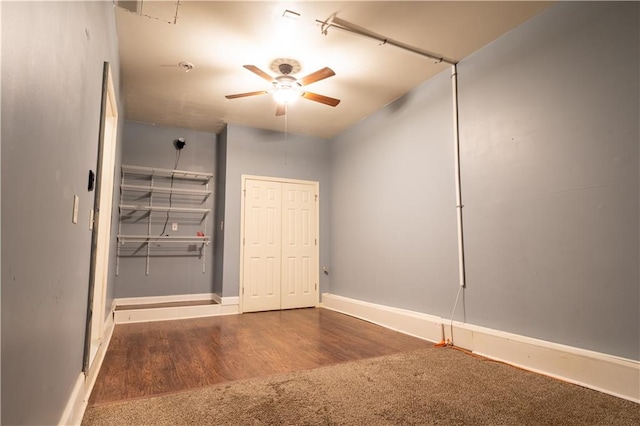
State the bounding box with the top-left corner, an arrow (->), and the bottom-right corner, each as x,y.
88,308 -> 433,406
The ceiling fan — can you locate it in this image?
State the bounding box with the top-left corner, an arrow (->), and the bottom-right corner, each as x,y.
225,62 -> 341,116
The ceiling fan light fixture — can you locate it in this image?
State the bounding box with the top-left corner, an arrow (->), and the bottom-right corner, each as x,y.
273,87 -> 301,105
273,76 -> 302,105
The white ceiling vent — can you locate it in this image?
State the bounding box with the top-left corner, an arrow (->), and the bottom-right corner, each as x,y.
116,1 -> 142,15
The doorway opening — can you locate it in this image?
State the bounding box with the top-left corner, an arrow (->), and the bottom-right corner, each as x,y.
83,62 -> 118,373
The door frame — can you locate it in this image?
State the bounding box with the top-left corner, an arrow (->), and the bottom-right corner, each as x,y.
239,175 -> 320,313
83,62 -> 118,372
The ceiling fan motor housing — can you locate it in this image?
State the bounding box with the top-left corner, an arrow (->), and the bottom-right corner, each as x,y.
278,63 -> 294,75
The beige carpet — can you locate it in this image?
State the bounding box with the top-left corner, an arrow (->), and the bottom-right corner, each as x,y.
82,347 -> 639,425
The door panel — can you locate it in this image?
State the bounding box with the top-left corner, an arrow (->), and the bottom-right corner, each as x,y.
281,183 -> 317,309
241,178 -> 318,312
242,179 -> 282,312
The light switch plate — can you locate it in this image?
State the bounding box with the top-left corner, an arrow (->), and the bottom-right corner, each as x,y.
72,195 -> 79,224
172,222 -> 178,231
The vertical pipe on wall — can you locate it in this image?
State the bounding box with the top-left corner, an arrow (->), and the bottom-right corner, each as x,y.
451,65 -> 466,288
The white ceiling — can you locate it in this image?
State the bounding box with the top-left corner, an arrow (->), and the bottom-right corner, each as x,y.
116,1 -> 551,139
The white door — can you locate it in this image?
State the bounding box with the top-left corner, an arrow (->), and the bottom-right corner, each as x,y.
281,183 -> 318,309
243,179 -> 282,312
241,177 -> 319,313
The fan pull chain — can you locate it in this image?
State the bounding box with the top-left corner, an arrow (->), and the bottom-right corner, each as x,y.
284,104 -> 288,165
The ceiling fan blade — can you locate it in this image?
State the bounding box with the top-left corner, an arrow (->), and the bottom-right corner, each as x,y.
299,67 -> 335,86
275,104 -> 286,116
302,91 -> 341,107
225,90 -> 269,99
243,65 -> 274,82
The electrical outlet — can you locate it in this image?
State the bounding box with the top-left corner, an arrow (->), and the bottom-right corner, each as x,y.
172,222 -> 178,231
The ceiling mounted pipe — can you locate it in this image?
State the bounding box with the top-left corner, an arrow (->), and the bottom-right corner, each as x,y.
316,15 -> 457,65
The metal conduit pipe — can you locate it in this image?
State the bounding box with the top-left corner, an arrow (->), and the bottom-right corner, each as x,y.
317,14 -> 466,290
451,65 -> 466,288
316,16 -> 457,66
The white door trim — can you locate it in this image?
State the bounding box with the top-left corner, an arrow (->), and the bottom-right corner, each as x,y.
239,175 -> 320,313
83,62 -> 118,372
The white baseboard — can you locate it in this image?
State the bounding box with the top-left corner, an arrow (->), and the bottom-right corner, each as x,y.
212,294 -> 239,306
114,292 -> 217,307
59,373 -> 85,426
444,320 -> 640,403
221,296 -> 239,305
84,307 -> 116,405
321,293 -> 640,403
114,296 -> 239,324
321,293 -> 444,343
59,304 -> 116,426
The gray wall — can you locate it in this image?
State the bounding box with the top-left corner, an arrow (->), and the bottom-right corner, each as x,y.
330,70 -> 460,316
329,1 -> 639,360
221,124 -> 331,298
115,121 -> 217,298
458,1 -> 639,360
1,2 -> 122,424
